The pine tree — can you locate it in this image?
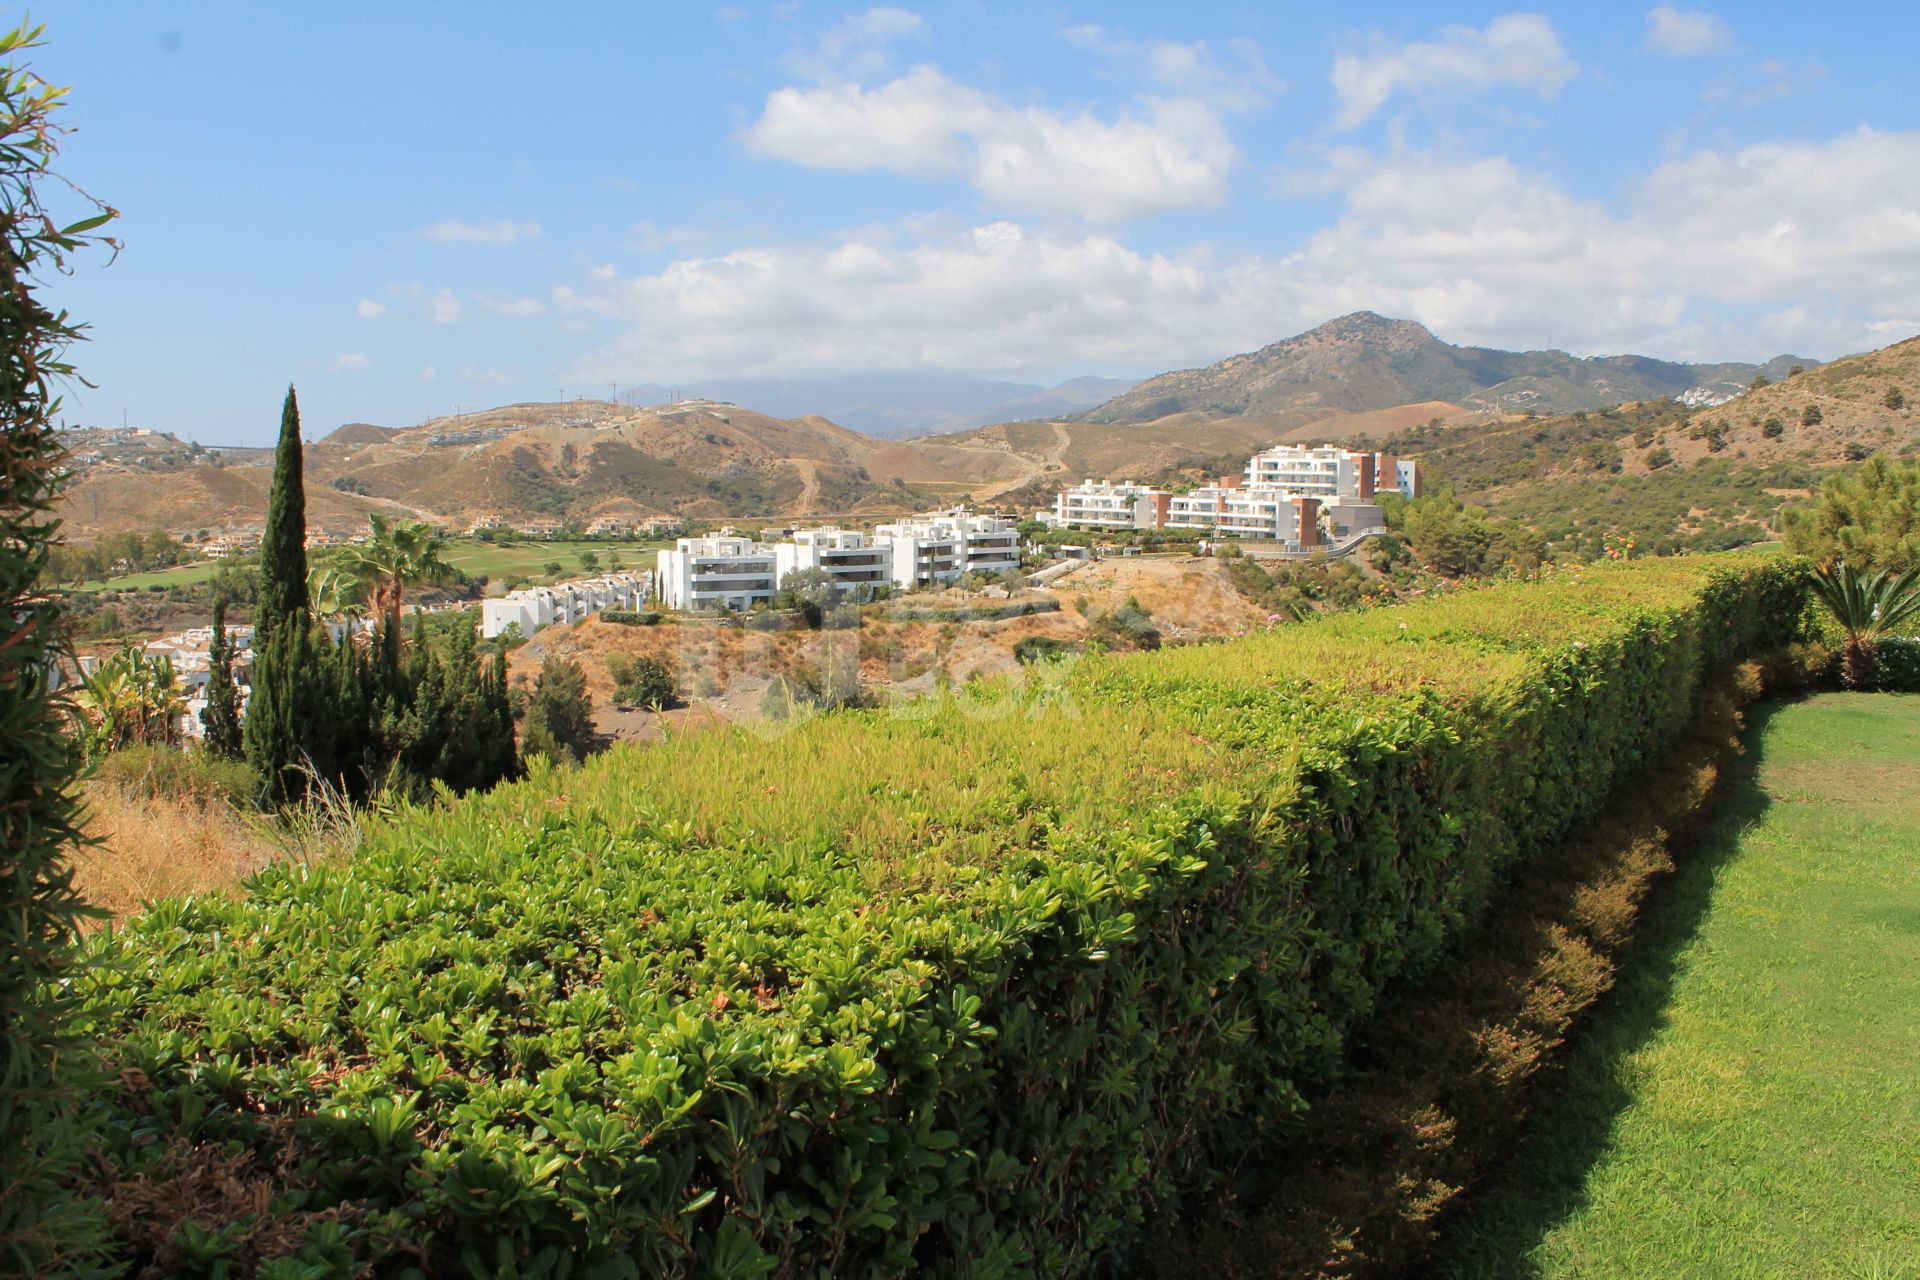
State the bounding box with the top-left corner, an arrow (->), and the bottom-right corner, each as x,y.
200,595 -> 242,757
257,385 -> 308,628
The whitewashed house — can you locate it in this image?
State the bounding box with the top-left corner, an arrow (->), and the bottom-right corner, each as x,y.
480,572 -> 649,638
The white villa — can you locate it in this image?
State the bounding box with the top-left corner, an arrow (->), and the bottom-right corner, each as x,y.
480,572 -> 650,639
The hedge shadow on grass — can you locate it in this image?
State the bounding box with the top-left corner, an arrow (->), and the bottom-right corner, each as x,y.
1428,698 -> 1789,1278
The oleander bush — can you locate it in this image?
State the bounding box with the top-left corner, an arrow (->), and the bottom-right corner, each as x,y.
79,555 -> 1808,1276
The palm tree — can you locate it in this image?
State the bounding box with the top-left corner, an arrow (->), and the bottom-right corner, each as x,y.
1809,561 -> 1920,689
331,514 -> 454,632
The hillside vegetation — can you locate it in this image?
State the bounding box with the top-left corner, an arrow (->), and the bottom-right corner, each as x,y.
1353,338 -> 1918,559
83,555 -> 1804,1275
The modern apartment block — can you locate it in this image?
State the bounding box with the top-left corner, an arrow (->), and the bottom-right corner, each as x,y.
1047,445 -> 1419,544
654,536 -> 778,612
481,572 -> 651,638
1051,481 -> 1173,530
874,509 -> 1020,588
771,528 -> 894,594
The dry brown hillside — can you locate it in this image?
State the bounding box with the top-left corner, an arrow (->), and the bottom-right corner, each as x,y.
1616,336 -> 1920,474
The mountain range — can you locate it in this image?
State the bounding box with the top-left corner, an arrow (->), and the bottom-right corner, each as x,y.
1077,311 -> 1812,427
57,312 -> 1908,544
609,373 -> 1138,438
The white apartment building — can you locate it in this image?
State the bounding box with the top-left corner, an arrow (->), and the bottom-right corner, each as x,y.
1166,485 -> 1324,544
1048,445 -> 1421,544
1052,481 -> 1172,530
655,536 -> 778,612
1243,445 -> 1420,502
874,509 -> 1020,588
481,572 -> 650,639
772,528 -> 894,595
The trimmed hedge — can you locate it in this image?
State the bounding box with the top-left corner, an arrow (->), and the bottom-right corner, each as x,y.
871,597 -> 1061,623
599,610 -> 661,627
81,556 -> 1808,1276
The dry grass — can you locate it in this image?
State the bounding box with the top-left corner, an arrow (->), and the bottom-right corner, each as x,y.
71,783 -> 273,927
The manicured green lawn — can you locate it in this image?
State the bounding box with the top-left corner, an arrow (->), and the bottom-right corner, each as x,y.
1440,693 -> 1920,1279
75,538 -> 667,593
438,538 -> 665,583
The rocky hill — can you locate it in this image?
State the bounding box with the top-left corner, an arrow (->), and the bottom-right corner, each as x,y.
1078,311 -> 1812,427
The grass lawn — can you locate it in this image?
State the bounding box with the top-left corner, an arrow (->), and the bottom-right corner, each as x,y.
438,538 -> 665,584
75,538 -> 668,593
1439,692 -> 1920,1279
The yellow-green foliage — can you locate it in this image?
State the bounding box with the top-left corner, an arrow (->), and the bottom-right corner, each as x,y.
81,556 -> 1808,1276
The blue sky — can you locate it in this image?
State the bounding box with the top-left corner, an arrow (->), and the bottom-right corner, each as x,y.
26,1 -> 1920,444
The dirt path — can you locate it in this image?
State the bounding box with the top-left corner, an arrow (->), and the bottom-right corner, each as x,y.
978,421 -> 1072,500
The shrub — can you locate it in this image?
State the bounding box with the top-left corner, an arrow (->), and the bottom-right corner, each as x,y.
90,745 -> 262,809
599,609 -> 661,627
1845,441 -> 1871,462
1013,635 -> 1077,664
1887,387 -> 1907,411
1762,416 -> 1784,438
876,598 -> 1062,624
519,656 -> 594,763
84,556 -> 1809,1276
1802,403 -> 1824,426
1645,446 -> 1673,469
608,654 -> 677,711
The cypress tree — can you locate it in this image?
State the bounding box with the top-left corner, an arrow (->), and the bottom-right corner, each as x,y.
257,385 -> 308,628
246,386 -> 329,801
200,595 -> 242,757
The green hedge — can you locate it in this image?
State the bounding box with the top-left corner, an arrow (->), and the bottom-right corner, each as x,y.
872,597 -> 1061,624
81,556 -> 1808,1276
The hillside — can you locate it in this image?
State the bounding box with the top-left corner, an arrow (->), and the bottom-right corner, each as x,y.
1375,335 -> 1919,558
1078,311 -> 1811,427
56,399 -> 961,539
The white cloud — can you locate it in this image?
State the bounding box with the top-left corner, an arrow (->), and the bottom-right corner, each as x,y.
1645,7 -> 1732,57
1059,26 -> 1282,112
461,365 -> 513,385
430,289 -> 464,325
713,4 -> 746,23
784,7 -> 926,82
421,218 -> 542,246
561,128 -> 1920,381
480,295 -> 548,317
420,366 -> 438,382
1331,14 -> 1578,130
746,65 -> 1236,220
332,352 -> 368,370
355,298 -> 386,319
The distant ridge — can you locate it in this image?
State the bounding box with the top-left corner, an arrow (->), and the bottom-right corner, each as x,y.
1078,311 -> 1815,425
